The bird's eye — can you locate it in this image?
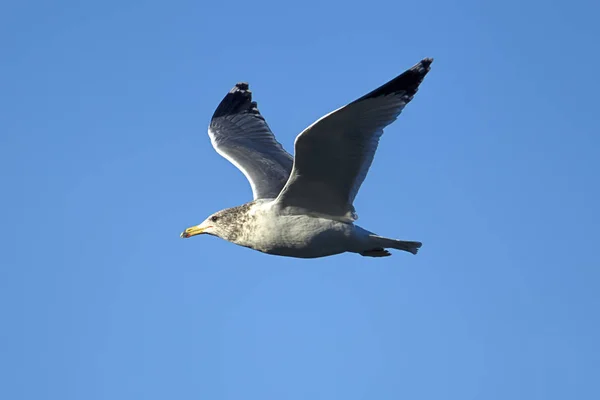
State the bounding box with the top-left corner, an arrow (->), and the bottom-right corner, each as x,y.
210,216 -> 219,222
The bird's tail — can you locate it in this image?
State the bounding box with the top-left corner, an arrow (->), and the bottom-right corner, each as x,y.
360,235 -> 422,257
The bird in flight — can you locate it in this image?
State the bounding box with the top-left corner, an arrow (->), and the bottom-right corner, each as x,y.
181,58 -> 433,258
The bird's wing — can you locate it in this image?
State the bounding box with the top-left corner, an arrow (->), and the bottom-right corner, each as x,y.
275,58 -> 433,222
208,83 -> 293,200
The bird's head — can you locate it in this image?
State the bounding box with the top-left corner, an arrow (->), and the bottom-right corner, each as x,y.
180,212 -> 223,239
180,204 -> 252,242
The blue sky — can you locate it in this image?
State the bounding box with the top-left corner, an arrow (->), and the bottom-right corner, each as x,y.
1,0 -> 599,399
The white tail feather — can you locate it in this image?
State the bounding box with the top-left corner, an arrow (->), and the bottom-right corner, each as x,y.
366,235 -> 422,255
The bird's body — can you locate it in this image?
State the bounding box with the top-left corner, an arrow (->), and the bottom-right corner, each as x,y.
181,58 -> 433,259
202,200 -> 421,258
216,200 -> 357,258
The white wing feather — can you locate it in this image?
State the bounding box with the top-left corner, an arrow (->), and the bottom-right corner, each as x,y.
208,83 -> 293,200
275,58 -> 433,222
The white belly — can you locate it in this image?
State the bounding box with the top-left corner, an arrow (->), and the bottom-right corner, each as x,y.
236,204 -> 365,258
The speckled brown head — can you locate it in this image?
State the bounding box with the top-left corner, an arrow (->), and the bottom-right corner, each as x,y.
180,202 -> 254,242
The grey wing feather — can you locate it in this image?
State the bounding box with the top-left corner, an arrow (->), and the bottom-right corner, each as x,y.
275,58 -> 433,222
208,83 -> 293,200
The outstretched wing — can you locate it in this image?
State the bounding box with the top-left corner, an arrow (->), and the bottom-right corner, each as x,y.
275,58 -> 433,222
208,83 -> 293,200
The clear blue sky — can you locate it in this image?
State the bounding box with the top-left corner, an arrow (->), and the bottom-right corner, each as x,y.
1,0 -> 599,399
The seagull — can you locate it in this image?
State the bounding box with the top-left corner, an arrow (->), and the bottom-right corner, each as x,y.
181,58 -> 433,258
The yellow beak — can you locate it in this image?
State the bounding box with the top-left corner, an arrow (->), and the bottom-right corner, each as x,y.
180,225 -> 206,238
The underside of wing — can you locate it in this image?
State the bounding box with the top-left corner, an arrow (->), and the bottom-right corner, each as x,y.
209,83 -> 293,200
275,58 -> 433,221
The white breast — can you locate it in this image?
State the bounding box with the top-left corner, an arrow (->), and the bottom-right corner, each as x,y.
239,201 -> 362,258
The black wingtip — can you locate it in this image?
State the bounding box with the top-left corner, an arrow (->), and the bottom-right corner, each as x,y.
420,57 -> 434,69
352,57 -> 434,104
411,57 -> 433,79
211,82 -> 263,120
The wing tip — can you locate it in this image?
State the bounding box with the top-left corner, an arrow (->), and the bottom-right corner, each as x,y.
421,57 -> 434,67
418,58 -> 433,73
352,57 -> 433,104
233,82 -> 249,91
212,82 -> 263,120
414,57 -> 433,76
